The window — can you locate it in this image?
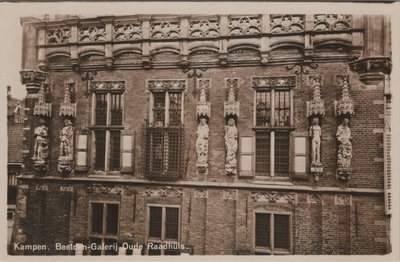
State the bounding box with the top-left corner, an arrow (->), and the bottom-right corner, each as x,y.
150,91 -> 183,127
7,171 -> 18,205
254,87 -> 293,177
90,81 -> 125,172
89,202 -> 119,255
147,205 -> 180,255
255,212 -> 291,255
145,81 -> 185,179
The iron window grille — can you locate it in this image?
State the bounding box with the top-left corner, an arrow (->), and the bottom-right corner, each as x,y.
89,202 -> 120,256
147,205 -> 180,256
255,212 -> 291,255
145,88 -> 185,179
254,87 -> 293,177
144,124 -> 185,179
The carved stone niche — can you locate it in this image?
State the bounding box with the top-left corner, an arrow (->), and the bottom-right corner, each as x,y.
196,79 -> 211,174
334,75 -> 354,181
58,82 -> 76,175
224,78 -> 239,175
32,84 -> 52,172
306,75 -> 325,182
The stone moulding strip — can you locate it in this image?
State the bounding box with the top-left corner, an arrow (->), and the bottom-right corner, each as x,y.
194,188 -> 208,199
146,186 -> 183,198
60,184 -> 74,192
335,194 -> 352,206
251,191 -> 297,204
307,193 -> 322,204
252,75 -> 296,88
87,184 -> 124,194
223,189 -> 238,200
17,175 -> 384,195
35,183 -> 48,191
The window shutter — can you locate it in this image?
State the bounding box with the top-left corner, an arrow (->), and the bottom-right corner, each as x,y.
75,131 -> 89,171
239,136 -> 254,178
121,132 -> 134,173
384,131 -> 391,215
291,132 -> 308,180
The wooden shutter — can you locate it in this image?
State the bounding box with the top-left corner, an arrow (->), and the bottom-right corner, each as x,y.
291,132 -> 308,180
384,130 -> 391,214
121,132 -> 134,173
239,135 -> 254,178
75,131 -> 89,171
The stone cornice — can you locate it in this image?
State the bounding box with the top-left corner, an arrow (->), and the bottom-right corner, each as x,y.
349,56 -> 392,85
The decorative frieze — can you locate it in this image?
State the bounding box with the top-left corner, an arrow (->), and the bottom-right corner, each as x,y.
228,16 -> 261,36
194,189 -> 208,199
270,14 -> 305,34
90,80 -> 126,91
189,19 -> 220,37
251,191 -> 297,204
223,189 -> 238,200
252,76 -> 296,88
147,79 -> 186,91
79,25 -> 106,42
60,184 -> 74,192
335,194 -> 352,206
114,23 -> 142,41
87,184 -> 124,194
314,14 -> 352,31
307,194 -> 322,204
145,187 -> 183,198
33,85 -> 51,117
335,75 -> 354,117
46,28 -> 71,44
35,183 -> 48,191
151,21 -> 180,39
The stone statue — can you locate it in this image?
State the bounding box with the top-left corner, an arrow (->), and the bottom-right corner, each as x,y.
58,119 -> 74,173
336,118 -> 352,172
225,117 -> 238,175
59,119 -> 74,158
32,119 -> 49,169
196,118 -> 209,167
309,117 -> 322,165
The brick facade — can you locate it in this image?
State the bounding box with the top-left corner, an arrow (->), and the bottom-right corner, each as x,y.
11,13 -> 392,255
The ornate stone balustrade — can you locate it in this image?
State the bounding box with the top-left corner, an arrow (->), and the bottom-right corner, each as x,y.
30,14 -> 363,70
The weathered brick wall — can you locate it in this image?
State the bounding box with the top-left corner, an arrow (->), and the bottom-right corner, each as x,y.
35,61 -> 385,188
19,180 -> 388,255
